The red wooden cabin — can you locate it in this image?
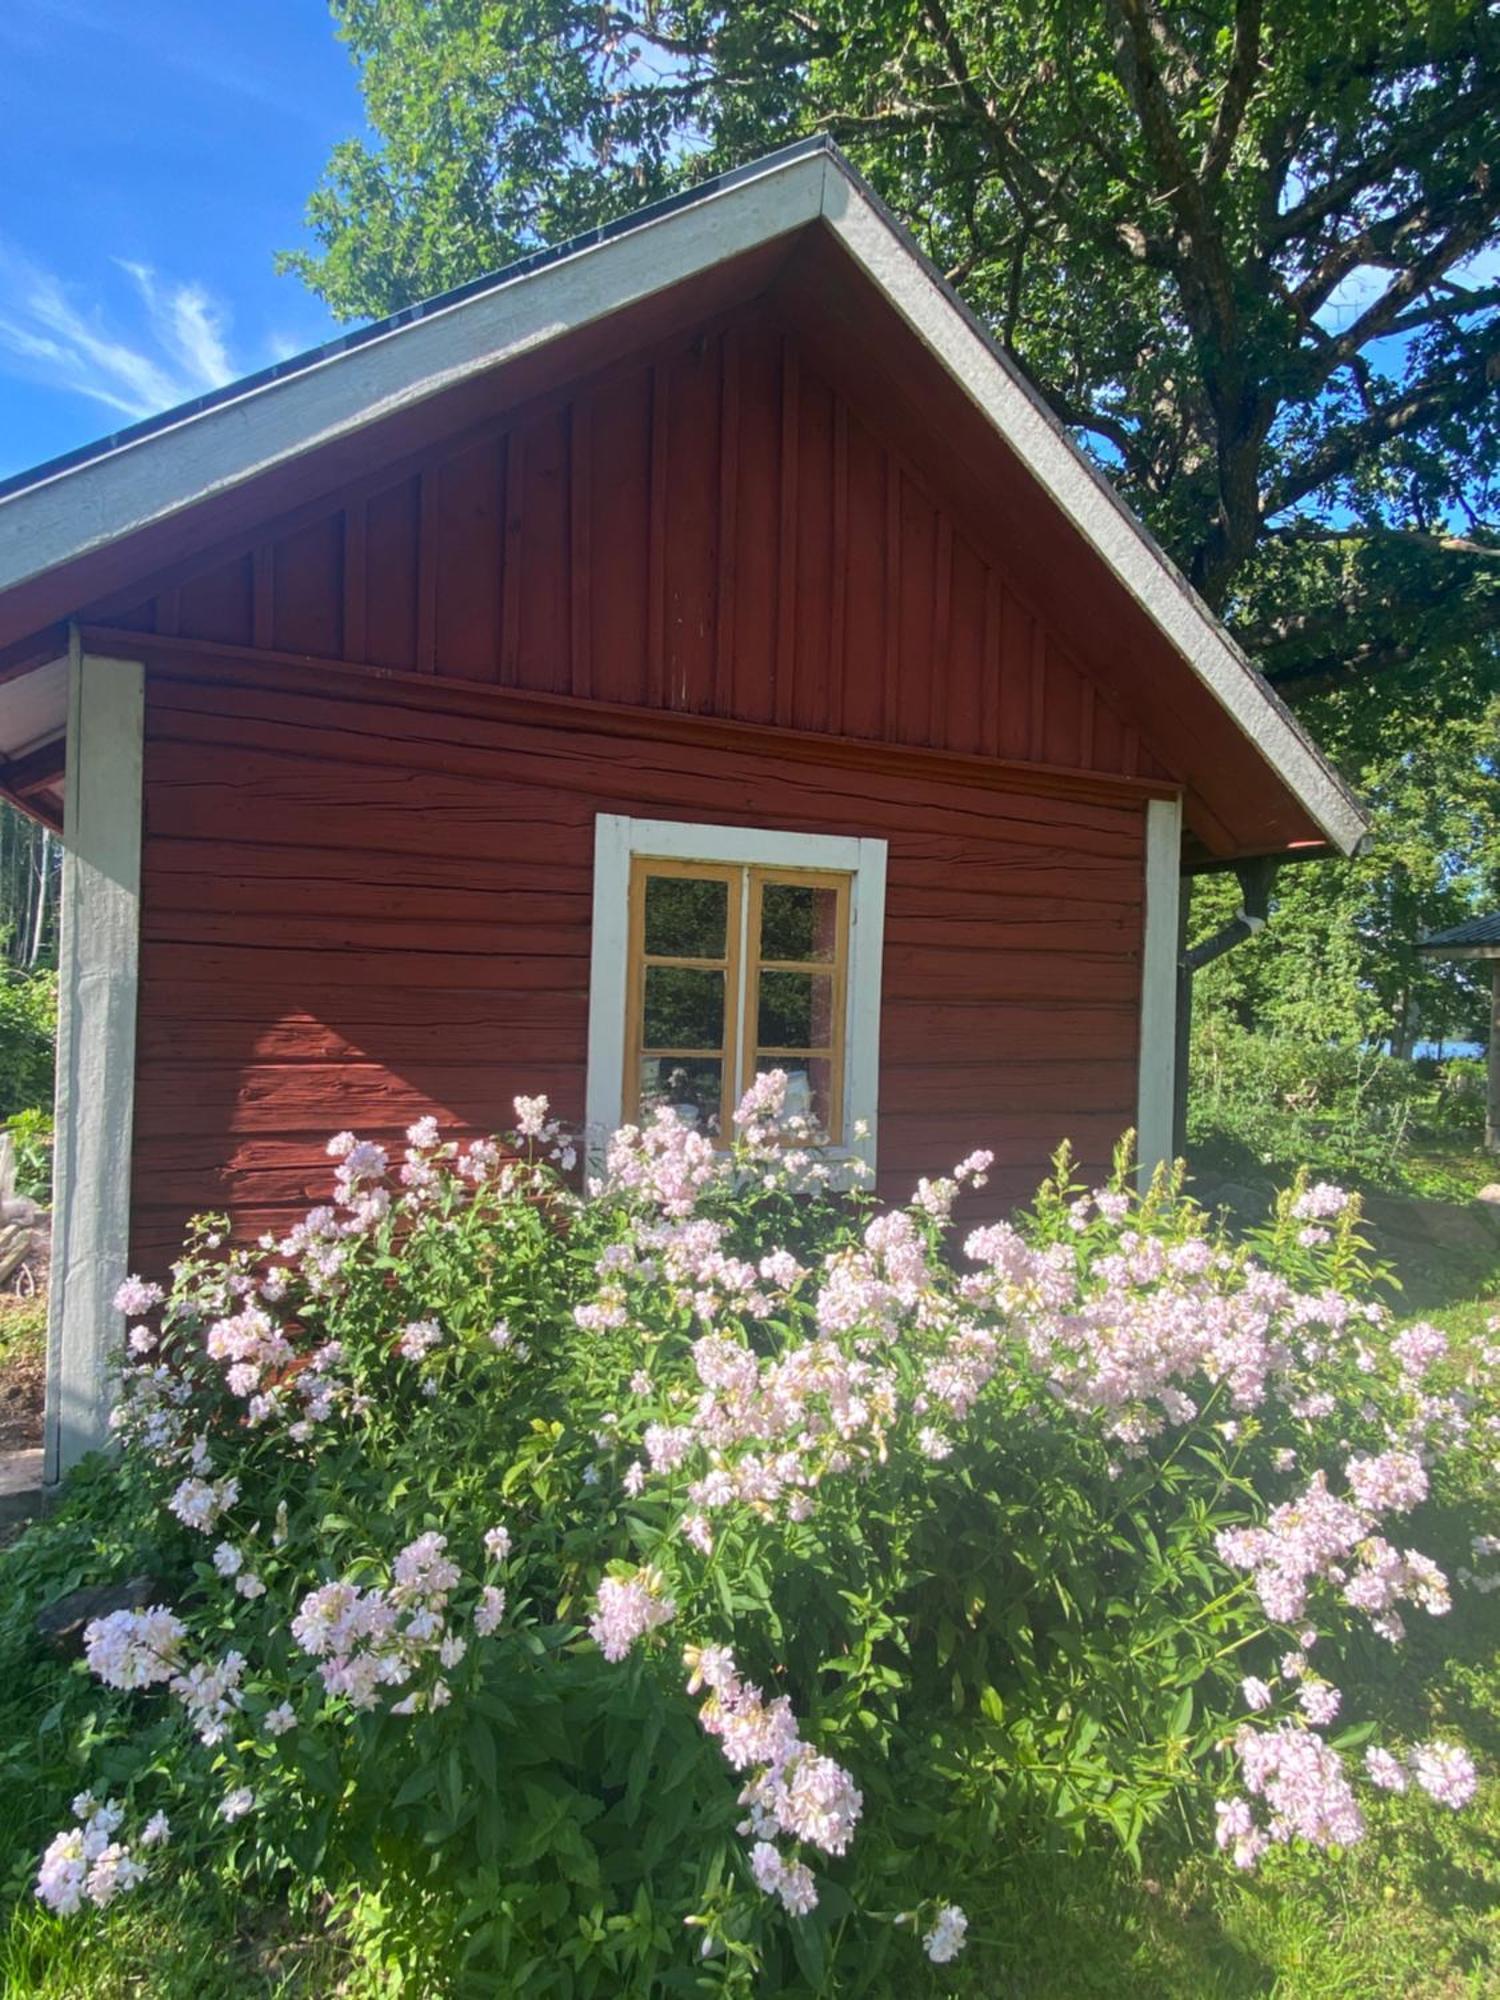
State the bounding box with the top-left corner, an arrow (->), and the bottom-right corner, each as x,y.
0,142 -> 1365,1476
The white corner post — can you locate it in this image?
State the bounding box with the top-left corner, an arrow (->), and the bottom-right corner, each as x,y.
1136,795 -> 1183,1187
45,641 -> 144,1482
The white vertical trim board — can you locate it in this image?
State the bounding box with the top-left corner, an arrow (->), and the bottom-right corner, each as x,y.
45,644 -> 144,1481
585,813 -> 886,1179
1136,795 -> 1183,1185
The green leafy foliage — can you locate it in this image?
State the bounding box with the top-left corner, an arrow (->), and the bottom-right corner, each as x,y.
1187,1016 -> 1491,1201
0,972 -> 55,1128
5,1102 -> 1497,1994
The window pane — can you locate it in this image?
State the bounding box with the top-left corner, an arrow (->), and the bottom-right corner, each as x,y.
644,873 -> 728,959
760,881 -> 838,963
639,1057 -> 723,1134
644,965 -> 724,1050
755,1055 -> 833,1137
757,969 -> 833,1049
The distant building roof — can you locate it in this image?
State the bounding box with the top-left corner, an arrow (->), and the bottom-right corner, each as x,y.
1419,913 -> 1500,955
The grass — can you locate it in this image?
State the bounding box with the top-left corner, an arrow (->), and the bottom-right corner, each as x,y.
1,1295 -> 1496,1998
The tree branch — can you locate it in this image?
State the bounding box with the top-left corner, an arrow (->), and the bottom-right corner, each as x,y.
1262,359 -> 1499,519
1201,0 -> 1262,188
1268,523 -> 1500,562
1268,78 -> 1500,250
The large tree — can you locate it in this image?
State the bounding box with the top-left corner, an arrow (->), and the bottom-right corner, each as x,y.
286,0 -> 1500,697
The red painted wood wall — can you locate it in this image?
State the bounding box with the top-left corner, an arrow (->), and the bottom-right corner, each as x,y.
98,303 -> 1171,784
106,294 -> 1174,1263
132,655 -> 1146,1263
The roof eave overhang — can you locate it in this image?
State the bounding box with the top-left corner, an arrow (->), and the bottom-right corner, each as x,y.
0,142 -> 1367,859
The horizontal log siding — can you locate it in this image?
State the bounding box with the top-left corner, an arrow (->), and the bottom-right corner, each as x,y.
96,308 -> 1168,786
131,661 -> 1146,1263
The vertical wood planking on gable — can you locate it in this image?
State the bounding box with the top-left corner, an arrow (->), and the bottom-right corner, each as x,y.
415,469 -> 440,672
714,328 -> 740,717
728,320 -> 779,724
928,516 -> 952,747
365,476 -> 420,671
996,592 -> 1032,762
646,363 -> 670,709
1027,616 -> 1048,762
176,552 -> 253,646
840,413 -> 885,741
896,473 -> 936,744
774,337 -> 800,729
499,430 -> 523,686
342,504 -> 367,666
272,514 -> 343,661
943,533 -> 988,754
827,398 -> 848,738
1078,682 -> 1096,769
251,545 -> 275,650
979,569 -> 1002,758
587,369 -> 651,706
517,407 -> 571,694
1042,642 -> 1083,768
433,436 -> 503,682
881,453 -> 901,739
662,335 -> 720,713
792,364 -> 834,737
569,399 -> 593,699
91,308 -> 1175,786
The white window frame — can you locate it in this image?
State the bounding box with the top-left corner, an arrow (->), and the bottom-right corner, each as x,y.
586,814 -> 887,1178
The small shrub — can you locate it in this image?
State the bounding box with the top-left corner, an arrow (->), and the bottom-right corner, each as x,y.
1187,1016 -> 1490,1199
11,1089 -> 1499,1995
0,972 -> 55,1125
6,1108 -> 54,1205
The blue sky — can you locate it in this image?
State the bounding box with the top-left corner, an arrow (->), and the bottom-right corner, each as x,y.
0,0 -> 365,480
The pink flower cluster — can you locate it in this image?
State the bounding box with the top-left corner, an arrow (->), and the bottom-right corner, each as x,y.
291,1532 -> 487,1714
1219,1722 -> 1365,1868
603,1113 -> 720,1218
588,1568 -> 676,1663
83,1605 -> 188,1690
35,1798 -> 154,1914
686,1645 -> 862,1917
1215,1458 -> 1448,1642
1366,1738 -> 1478,1808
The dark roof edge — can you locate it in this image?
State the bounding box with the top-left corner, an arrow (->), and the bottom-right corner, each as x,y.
1418,912 -> 1500,950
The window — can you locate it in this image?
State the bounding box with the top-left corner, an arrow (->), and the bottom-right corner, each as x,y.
587,817 -> 887,1170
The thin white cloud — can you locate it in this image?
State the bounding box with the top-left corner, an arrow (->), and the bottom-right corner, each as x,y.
117,260 -> 235,392
0,245 -> 239,422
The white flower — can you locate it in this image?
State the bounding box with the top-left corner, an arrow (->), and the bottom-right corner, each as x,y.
217,1788 -> 256,1822
923,1904 -> 969,1963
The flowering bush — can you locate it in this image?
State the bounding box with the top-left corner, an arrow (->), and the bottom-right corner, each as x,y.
23,1086 -> 1498,1994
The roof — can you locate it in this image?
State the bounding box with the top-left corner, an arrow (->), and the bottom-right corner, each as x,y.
0,138 -> 1367,859
1419,913 -> 1500,956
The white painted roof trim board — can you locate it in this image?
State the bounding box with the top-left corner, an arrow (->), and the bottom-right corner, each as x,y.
815,162 -> 1365,860
0,148 -> 829,599
0,143 -> 1364,856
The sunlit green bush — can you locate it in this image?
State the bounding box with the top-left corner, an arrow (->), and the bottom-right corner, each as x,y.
15,1089 -> 1497,1995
